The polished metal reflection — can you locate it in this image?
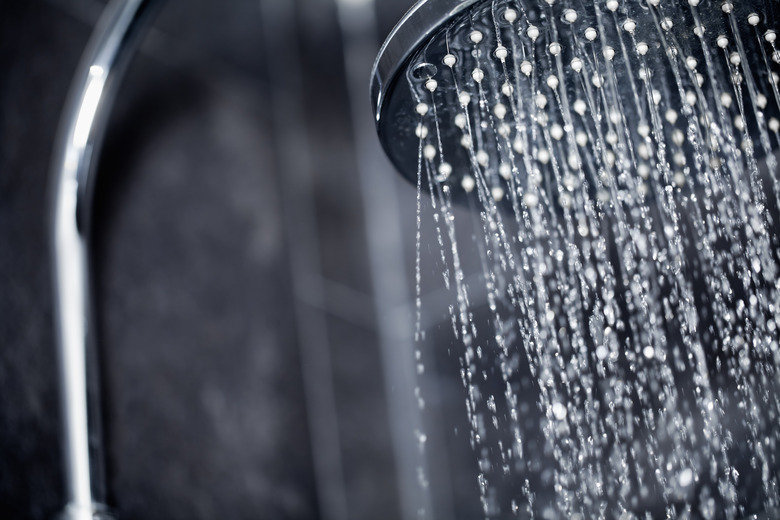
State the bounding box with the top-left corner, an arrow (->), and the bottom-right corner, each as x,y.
370,0 -> 477,123
50,1 -> 159,519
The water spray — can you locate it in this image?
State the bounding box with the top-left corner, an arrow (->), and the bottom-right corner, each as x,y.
372,0 -> 780,517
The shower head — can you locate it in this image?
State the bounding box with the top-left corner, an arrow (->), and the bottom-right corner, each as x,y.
371,3 -> 780,516
372,0 -> 780,205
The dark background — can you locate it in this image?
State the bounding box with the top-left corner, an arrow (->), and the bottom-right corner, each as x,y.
6,1 -> 779,519
0,0 -> 466,519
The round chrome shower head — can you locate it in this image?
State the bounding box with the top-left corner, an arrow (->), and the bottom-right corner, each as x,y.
372,1 -> 780,517
372,0 -> 780,204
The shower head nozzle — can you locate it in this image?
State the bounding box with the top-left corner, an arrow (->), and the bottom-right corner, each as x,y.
372,0 -> 780,205
371,0 -> 479,182
371,0 -> 479,118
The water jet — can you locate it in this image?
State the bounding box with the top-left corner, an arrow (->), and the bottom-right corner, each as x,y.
372,0 -> 780,517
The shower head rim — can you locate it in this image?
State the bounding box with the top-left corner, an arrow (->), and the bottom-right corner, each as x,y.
370,0 -> 479,126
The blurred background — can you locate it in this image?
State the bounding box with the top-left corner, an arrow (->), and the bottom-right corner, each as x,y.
0,0 -> 499,519
1,0 -> 420,518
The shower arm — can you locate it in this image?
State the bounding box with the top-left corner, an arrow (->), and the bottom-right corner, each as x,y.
49,1 -> 160,518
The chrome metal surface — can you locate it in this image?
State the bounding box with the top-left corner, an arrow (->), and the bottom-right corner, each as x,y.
49,0 -> 160,517
370,0 -> 478,124
372,0 -> 780,189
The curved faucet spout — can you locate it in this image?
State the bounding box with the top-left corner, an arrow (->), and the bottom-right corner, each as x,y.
49,1 -> 161,518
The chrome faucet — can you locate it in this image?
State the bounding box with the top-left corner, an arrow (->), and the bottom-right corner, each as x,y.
50,2 -> 158,518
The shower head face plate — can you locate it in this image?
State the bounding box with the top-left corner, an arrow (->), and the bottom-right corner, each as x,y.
372,0 -> 780,206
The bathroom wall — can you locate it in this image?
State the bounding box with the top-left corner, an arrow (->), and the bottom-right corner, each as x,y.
0,0 -> 418,519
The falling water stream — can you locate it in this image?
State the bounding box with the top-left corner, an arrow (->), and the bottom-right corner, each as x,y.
404,0 -> 780,518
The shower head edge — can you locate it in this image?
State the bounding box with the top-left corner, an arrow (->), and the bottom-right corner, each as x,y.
370,0 -> 479,126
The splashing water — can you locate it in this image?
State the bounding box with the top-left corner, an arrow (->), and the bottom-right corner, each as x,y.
405,0 -> 780,518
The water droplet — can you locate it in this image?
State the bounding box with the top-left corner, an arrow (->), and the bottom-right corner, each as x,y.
552,402 -> 567,420
461,175 -> 475,192
503,8 -> 517,23
523,191 -> 539,207
678,468 -> 694,487
437,162 -> 452,180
